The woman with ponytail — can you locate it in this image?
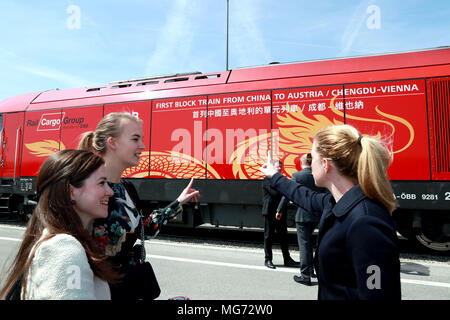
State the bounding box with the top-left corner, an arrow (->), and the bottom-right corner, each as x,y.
260,124 -> 400,300
78,112 -> 199,300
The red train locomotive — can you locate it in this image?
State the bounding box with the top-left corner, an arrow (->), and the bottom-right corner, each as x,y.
1,47 -> 449,251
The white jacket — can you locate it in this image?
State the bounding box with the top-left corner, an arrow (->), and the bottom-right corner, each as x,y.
22,229 -> 111,300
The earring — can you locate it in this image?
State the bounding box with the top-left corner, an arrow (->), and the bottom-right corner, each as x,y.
71,200 -> 76,205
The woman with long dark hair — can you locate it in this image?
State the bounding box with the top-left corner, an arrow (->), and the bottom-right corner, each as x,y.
1,150 -> 118,299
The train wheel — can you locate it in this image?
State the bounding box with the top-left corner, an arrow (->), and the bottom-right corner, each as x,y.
415,233 -> 450,251
414,215 -> 450,252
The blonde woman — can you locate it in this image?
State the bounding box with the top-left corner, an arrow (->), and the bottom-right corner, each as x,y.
79,112 -> 199,299
260,124 -> 401,300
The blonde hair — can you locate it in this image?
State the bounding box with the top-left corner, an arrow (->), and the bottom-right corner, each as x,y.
78,112 -> 142,155
314,124 -> 397,214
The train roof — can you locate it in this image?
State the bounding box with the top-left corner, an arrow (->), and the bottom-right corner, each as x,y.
1,46 -> 449,113
0,91 -> 42,113
229,46 -> 450,82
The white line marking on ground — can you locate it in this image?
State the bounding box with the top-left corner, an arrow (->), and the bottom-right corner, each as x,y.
0,236 -> 22,242
148,254 -> 296,273
400,279 -> 450,288
147,239 -> 266,254
2,232 -> 450,286
147,254 -> 450,289
0,225 -> 26,231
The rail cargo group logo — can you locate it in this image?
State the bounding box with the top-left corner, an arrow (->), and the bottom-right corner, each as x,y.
37,112 -> 66,131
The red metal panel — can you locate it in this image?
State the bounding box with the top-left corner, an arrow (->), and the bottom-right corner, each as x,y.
0,92 -> 41,113
21,65 -> 450,113
345,79 -> 429,180
150,96 -> 207,179
28,93 -> 150,111
21,110 -> 63,176
228,48 -> 450,83
0,112 -> 25,177
104,101 -> 152,178
427,77 -> 450,180
0,48 -> 449,185
206,91 -> 271,179
29,72 -> 229,106
60,105 -> 103,150
220,65 -> 450,96
272,86 -> 345,178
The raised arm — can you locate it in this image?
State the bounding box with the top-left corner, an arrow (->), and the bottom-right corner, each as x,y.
270,172 -> 328,217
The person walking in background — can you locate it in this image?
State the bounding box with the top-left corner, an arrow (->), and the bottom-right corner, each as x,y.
277,153 -> 327,286
262,160 -> 298,269
1,150 -> 118,300
260,125 -> 401,300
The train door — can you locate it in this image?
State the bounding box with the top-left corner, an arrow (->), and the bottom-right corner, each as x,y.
344,79 -> 429,180
104,101 -> 151,178
272,85 -> 344,178
60,105 -> 103,150
0,112 -> 25,178
204,91 -> 272,227
21,109 -> 63,177
206,91 -> 271,180
150,96 -> 207,179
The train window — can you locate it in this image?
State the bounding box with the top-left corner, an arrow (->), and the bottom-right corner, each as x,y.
195,74 -> 220,80
137,80 -> 159,86
111,84 -> 132,89
164,77 -> 189,83
0,114 -> 2,131
86,87 -> 106,92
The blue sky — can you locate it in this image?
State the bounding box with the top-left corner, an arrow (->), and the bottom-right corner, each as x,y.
0,0 -> 449,101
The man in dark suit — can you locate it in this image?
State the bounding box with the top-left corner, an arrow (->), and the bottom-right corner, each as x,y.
262,160 -> 298,269
277,154 -> 326,285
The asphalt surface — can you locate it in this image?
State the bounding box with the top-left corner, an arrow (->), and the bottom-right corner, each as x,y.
1,219 -> 449,301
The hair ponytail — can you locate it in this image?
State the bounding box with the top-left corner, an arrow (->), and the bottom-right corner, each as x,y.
358,137 -> 397,214
314,125 -> 397,214
77,112 -> 142,155
78,131 -> 95,152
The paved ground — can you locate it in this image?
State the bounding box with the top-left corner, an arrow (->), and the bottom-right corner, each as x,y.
1,224 -> 449,301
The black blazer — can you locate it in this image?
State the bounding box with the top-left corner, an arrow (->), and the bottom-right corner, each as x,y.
270,172 -> 401,300
277,167 -> 326,223
261,177 -> 286,216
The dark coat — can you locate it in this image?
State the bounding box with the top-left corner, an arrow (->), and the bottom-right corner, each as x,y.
262,177 -> 286,216
276,167 -> 326,223
270,172 -> 401,300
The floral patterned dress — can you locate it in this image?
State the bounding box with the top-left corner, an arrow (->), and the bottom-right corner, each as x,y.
91,181 -> 181,270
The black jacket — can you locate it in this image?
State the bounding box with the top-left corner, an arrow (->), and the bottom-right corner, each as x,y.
277,167 -> 326,223
271,172 -> 401,300
261,177 -> 286,216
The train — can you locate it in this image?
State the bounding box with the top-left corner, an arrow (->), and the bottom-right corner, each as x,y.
0,47 -> 449,252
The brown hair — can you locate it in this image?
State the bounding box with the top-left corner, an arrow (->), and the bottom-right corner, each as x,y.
314,125 -> 397,214
301,153 -> 312,166
0,150 -> 119,299
78,112 -> 142,155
